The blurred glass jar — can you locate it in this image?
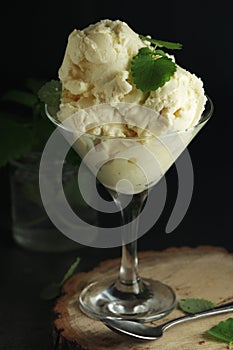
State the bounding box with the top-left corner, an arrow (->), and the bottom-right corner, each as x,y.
10,152 -> 97,252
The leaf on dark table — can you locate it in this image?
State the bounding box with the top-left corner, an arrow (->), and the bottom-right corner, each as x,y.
207,318 -> 233,349
179,298 -> 215,314
40,257 -> 81,301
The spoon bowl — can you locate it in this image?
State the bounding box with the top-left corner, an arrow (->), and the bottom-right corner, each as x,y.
102,301 -> 233,340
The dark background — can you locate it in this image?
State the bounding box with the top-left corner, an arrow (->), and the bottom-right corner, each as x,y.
0,1 -> 232,349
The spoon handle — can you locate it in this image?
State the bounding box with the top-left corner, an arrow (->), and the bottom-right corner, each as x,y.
162,301 -> 233,332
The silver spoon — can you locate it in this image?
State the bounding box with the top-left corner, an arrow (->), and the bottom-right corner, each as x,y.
102,301 -> 233,340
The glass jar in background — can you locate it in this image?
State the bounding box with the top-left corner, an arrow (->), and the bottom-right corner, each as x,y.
10,152 -> 97,252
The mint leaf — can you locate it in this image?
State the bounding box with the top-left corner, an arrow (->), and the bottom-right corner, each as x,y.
0,79 -> 61,166
179,298 -> 215,314
140,35 -> 182,50
38,80 -> 62,108
131,49 -> 176,92
207,318 -> 233,349
0,118 -> 34,167
131,34 -> 182,92
1,90 -> 38,108
154,49 -> 167,57
60,257 -> 81,286
40,257 -> 81,301
137,47 -> 154,56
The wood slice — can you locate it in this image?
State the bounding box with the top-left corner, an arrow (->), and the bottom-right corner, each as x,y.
54,246 -> 233,350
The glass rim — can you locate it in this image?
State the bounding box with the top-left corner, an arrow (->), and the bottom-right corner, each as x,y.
45,95 -> 214,140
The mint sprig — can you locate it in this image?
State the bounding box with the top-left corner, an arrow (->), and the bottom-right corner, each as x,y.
131,48 -> 176,92
0,78 -> 52,166
131,35 -> 183,92
38,79 -> 62,121
40,257 -> 81,301
179,298 -> 215,314
139,35 -> 182,50
207,318 -> 233,349
38,79 -> 62,107
0,78 -> 81,167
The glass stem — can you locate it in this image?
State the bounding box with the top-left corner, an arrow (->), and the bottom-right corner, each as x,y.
111,190 -> 148,294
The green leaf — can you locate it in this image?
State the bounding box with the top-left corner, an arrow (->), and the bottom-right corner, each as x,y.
40,257 -> 81,301
131,49 -> 176,92
139,35 -> 183,50
0,78 -> 61,166
60,257 -> 81,286
0,119 -> 34,167
154,49 -> 167,57
179,298 -> 215,314
137,47 -> 154,56
207,318 -> 233,349
1,90 -> 38,108
38,80 -> 62,108
136,35 -> 182,93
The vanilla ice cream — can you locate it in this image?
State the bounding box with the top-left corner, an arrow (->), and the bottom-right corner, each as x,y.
56,19 -> 208,194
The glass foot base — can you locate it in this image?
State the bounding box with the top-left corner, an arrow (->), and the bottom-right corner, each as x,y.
79,277 -> 176,322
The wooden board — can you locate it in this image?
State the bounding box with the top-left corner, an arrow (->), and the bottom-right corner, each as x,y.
54,246 -> 233,350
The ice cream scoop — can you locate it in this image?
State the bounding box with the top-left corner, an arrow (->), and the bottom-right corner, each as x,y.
57,19 -> 206,136
55,19 -> 208,194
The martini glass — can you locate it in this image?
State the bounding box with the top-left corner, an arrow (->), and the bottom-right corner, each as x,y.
45,97 -> 213,322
